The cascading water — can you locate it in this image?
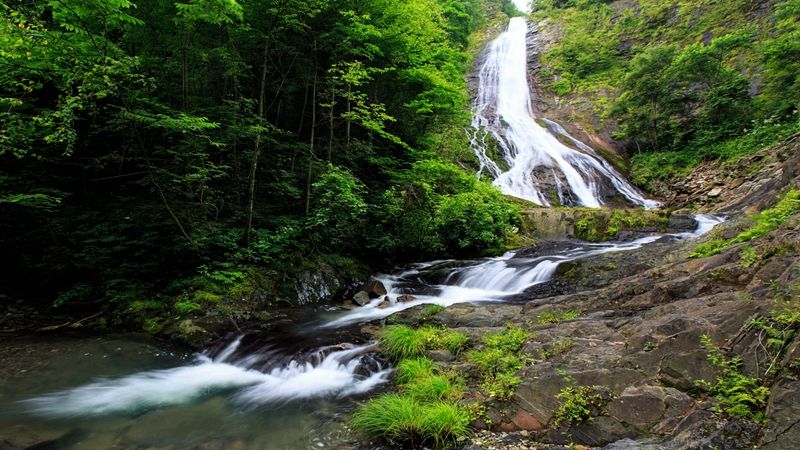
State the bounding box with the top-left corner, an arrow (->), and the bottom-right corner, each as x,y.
23,336 -> 390,417
322,215 -> 724,327
471,17 -> 659,209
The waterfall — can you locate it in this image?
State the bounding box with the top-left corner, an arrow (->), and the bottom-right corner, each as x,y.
471,17 -> 659,209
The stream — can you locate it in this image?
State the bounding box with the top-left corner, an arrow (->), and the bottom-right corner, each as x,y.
1,16 -> 718,450
0,216 -> 722,450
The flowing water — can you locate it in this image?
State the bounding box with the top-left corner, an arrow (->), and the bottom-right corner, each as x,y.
0,15 -> 714,449
0,215 -> 723,449
471,17 -> 658,209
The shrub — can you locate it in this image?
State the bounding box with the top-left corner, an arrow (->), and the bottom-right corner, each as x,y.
552,385 -> 610,427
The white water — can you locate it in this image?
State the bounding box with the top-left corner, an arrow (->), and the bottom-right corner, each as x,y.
24,339 -> 390,417
323,215 -> 724,327
471,17 -> 659,209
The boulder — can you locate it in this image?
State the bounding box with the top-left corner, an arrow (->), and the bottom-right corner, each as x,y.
361,280 -> 387,298
397,294 -> 416,303
353,291 -> 371,306
606,386 -> 693,430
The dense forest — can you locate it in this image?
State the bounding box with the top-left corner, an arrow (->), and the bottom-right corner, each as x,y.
0,0 -> 524,322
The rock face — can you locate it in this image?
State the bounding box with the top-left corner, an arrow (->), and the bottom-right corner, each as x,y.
454,139 -> 800,449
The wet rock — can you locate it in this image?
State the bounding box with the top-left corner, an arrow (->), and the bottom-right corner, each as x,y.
294,262 -> 343,305
361,280 -> 387,298
0,425 -> 70,450
396,294 -> 416,303
512,409 -> 544,431
667,214 -> 697,231
426,349 -> 454,362
353,291 -> 371,306
760,378 -> 800,449
377,299 -> 391,309
606,386 -> 693,430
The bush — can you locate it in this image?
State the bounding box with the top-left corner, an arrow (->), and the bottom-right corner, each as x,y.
306,164 -> 367,251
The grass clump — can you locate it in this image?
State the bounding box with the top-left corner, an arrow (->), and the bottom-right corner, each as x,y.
378,325 -> 470,360
537,309 -> 581,325
395,357 -> 437,385
351,356 -> 470,448
691,188 -> 800,258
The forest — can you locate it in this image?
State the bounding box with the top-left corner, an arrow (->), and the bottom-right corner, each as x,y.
0,0 -> 523,322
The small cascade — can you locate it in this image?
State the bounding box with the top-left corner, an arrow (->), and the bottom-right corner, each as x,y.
24,336 -> 390,417
471,17 -> 658,209
322,215 -> 724,327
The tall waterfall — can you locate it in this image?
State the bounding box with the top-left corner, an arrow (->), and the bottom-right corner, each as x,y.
471,17 -> 659,209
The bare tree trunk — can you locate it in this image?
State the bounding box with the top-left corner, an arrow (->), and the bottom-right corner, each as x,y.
305,39 -> 318,216
181,30 -> 191,111
245,38 -> 269,245
328,97 -> 334,161
346,84 -> 352,150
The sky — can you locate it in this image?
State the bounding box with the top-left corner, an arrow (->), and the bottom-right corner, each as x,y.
513,0 -> 531,13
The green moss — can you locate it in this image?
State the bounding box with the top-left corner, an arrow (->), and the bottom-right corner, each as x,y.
575,209 -> 668,242
537,309 -> 581,325
174,300 -> 201,315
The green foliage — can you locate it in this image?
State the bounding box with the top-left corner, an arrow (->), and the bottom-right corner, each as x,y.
351,355 -> 470,448
751,301 -> 800,376
379,325 -> 431,360
537,309 -> 581,324
692,189 -> 800,258
0,0 -> 499,318
370,160 -> 521,259
552,385 -> 609,428
306,165 -> 367,251
467,324 -> 529,400
534,0 -> 800,184
395,357 -> 437,385
697,335 -> 769,422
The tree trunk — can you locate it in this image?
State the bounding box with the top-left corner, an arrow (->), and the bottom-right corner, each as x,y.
181,30 -> 191,111
305,39 -> 318,216
245,38 -> 270,245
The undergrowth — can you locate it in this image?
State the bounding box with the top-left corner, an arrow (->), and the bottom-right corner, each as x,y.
467,324 -> 530,400
695,335 -> 769,422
